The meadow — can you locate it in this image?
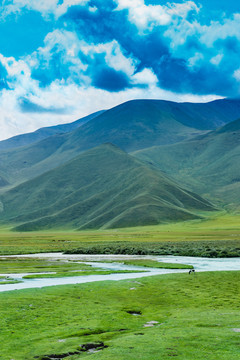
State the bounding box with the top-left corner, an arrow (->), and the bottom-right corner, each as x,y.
0,271 -> 239,360
0,257 -> 145,281
0,213 -> 239,257
0,213 -> 239,359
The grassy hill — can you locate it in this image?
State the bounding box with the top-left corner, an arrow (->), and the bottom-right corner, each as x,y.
59,98 -> 240,153
134,118 -> 240,208
1,98 -> 240,187
0,144 -> 216,231
0,110 -> 104,151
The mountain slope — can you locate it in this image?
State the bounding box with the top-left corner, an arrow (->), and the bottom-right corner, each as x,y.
133,118 -> 240,208
0,144 -> 216,231
0,110 -> 104,151
2,98 -> 240,187
60,98 -> 240,153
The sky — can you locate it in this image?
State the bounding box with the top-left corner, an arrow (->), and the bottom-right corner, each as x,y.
0,0 -> 240,140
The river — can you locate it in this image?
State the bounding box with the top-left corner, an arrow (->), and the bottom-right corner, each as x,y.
0,253 -> 239,293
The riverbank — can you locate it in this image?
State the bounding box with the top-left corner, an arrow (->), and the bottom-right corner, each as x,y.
0,254 -> 193,292
0,253 -> 239,293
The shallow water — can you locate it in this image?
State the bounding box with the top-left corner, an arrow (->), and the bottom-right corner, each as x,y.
0,253 -> 239,293
154,255 -> 240,271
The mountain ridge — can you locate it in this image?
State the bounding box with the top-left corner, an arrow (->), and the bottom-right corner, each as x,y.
1,98 -> 240,187
133,118 -> 240,208
0,110 -> 105,151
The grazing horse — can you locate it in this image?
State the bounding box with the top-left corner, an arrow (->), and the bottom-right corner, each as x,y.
188,269 -> 195,274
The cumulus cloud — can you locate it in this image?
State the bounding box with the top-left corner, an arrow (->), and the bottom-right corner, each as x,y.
0,0 -> 239,140
210,54 -> 223,66
81,40 -> 137,76
1,0 -> 90,19
27,29 -> 140,91
115,0 -> 199,33
2,26 -> 214,140
199,14 -> 240,47
131,68 -> 158,86
0,75 -> 221,141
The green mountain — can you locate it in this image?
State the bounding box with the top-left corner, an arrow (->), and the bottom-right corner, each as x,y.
133,118 -> 240,208
0,144 -> 216,231
1,98 -> 240,187
58,98 -> 240,152
0,110 -> 104,151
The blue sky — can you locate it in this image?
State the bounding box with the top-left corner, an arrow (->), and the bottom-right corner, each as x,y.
0,0 -> 239,139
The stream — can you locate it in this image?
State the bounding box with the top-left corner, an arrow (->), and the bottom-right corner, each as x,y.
0,253 -> 239,293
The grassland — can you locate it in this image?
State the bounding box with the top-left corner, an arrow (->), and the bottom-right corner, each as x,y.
22,270 -> 143,279
0,279 -> 22,285
0,213 -> 239,257
0,271 -> 239,359
0,257 -> 193,280
0,258 -> 94,273
98,259 -> 193,269
0,214 -> 239,359
0,258 -> 144,279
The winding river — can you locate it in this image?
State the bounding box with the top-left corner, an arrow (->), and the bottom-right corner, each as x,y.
0,253 -> 239,293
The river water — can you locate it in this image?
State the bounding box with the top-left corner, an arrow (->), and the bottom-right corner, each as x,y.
0,253 -> 239,293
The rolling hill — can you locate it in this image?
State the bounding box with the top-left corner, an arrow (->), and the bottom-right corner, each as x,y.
1,98 -> 240,187
0,110 -> 104,151
0,144 -> 216,231
133,118 -> 240,208
56,98 -> 240,153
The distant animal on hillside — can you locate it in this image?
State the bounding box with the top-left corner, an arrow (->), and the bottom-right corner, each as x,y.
188,269 -> 195,274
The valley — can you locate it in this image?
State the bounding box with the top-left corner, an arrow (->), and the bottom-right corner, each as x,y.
1,2 -> 240,359
0,98 -> 239,360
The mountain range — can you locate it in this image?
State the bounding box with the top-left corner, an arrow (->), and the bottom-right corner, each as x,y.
0,98 -> 239,230
134,118 -> 240,209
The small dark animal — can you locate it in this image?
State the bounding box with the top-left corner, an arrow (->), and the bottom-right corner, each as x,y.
188,269 -> 195,274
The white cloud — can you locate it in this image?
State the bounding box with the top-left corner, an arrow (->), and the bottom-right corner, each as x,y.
0,54 -> 31,80
89,6 -> 97,13
1,0 -> 90,19
210,54 -> 223,66
164,19 -> 197,49
115,0 -> 199,33
116,0 -> 170,32
55,0 -> 90,18
81,40 -> 137,76
164,12 -> 240,51
167,1 -> 200,18
233,68 -> 240,81
31,29 -> 137,83
187,52 -> 204,68
199,14 -> 240,47
0,6 -> 228,142
0,71 -> 222,142
0,35 -> 146,140
162,10 -> 240,77
131,68 -> 158,85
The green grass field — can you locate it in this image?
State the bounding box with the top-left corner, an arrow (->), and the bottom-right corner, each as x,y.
98,259 -> 193,269
0,213 -> 239,256
0,279 -> 22,285
0,258 -> 144,279
0,258 -> 94,273
0,271 -> 239,360
0,257 -> 192,280
0,214 -> 239,359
